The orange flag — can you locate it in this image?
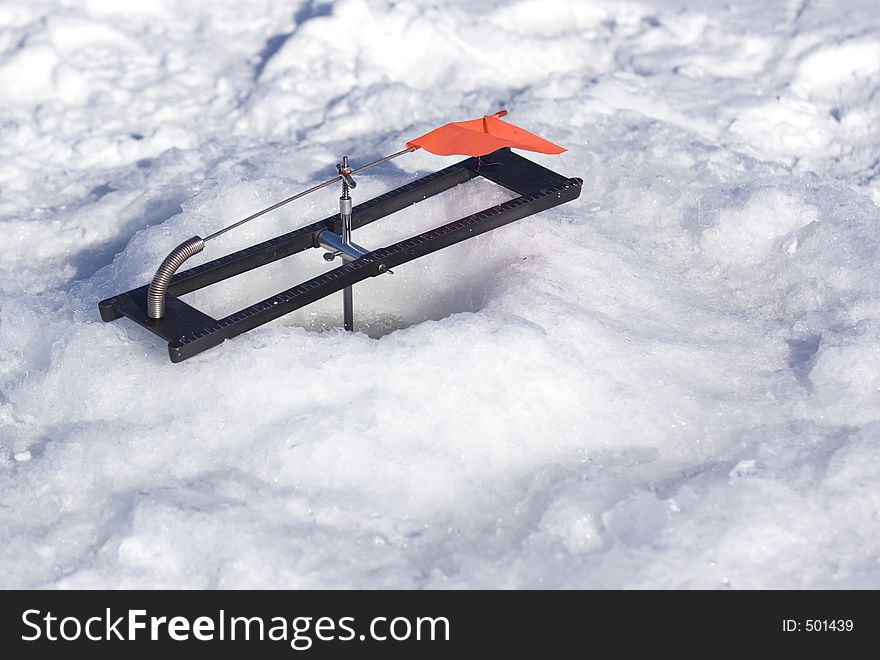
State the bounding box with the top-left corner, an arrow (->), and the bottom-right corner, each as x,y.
407,110 -> 565,157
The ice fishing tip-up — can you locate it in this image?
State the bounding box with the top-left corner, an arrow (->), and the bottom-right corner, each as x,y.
100,111 -> 580,362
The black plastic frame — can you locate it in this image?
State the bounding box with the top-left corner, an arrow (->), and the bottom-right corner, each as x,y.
99,148 -> 582,362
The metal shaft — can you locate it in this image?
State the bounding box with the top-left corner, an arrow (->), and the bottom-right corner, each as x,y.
339,155 -> 354,332
203,147 -> 414,243
343,287 -> 353,332
349,147 -> 414,175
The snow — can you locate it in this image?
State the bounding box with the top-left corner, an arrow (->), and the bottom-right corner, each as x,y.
1,0 -> 879,588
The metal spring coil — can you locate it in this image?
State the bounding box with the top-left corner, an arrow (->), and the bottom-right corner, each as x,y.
147,235 -> 204,319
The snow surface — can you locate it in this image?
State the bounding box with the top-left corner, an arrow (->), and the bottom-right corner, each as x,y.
1,0 -> 880,589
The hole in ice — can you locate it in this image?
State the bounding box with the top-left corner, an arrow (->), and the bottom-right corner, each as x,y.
179,177 -> 518,338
